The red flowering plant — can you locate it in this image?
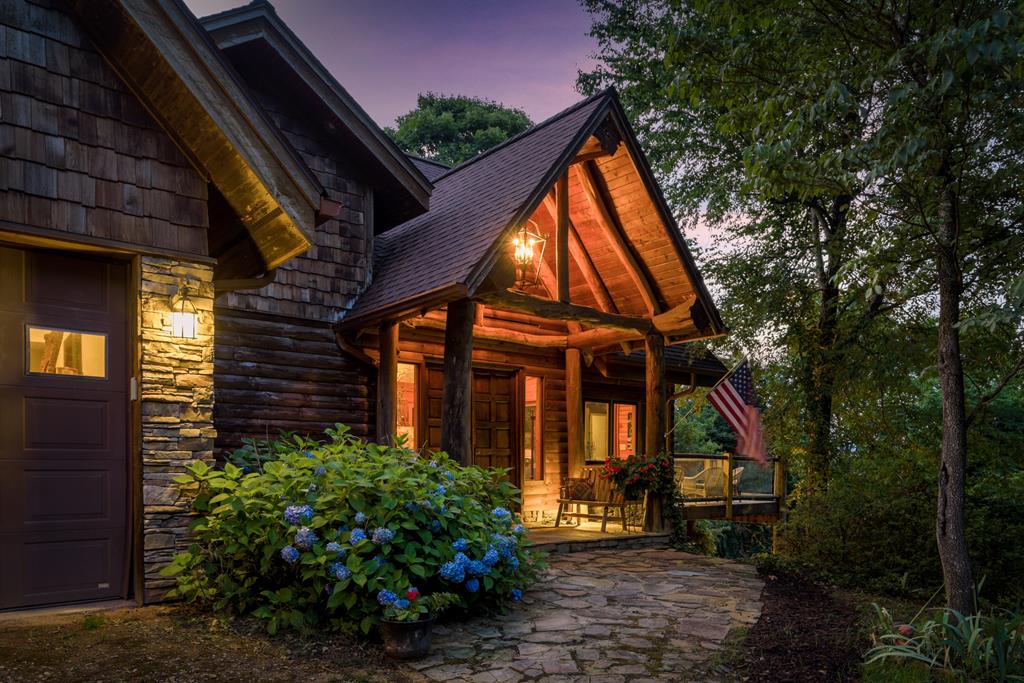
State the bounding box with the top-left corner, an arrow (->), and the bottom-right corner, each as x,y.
600,453 -> 675,500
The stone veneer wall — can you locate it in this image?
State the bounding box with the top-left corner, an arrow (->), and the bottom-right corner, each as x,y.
139,256 -> 216,602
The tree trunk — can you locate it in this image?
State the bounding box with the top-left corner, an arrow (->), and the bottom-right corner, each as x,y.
934,183 -> 975,615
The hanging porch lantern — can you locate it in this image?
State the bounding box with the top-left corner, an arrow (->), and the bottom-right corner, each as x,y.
170,278 -> 198,339
510,219 -> 547,289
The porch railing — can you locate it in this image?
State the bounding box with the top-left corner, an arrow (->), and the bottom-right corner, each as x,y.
672,452 -> 784,519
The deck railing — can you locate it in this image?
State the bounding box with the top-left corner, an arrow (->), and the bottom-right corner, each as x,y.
672,452 -> 784,520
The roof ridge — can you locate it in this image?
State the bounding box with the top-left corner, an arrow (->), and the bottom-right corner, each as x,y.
404,153 -> 450,169
432,88 -> 615,182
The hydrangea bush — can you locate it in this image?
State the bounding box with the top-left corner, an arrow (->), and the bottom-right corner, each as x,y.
163,425 -> 539,634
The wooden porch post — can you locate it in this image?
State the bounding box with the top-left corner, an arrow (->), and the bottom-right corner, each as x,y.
441,299 -> 475,465
644,332 -> 667,456
565,347 -> 584,476
376,320 -> 398,444
555,173 -> 570,303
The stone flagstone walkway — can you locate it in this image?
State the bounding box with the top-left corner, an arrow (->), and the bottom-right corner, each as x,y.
407,548 -> 764,682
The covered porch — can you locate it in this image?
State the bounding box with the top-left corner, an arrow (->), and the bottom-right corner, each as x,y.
334,90 -> 779,528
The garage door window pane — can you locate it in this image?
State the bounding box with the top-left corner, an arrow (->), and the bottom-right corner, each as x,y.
27,326 -> 107,378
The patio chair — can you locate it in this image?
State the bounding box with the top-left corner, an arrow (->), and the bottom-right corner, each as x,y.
678,466 -> 726,498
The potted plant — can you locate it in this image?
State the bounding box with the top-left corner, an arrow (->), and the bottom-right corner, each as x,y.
378,588 -> 459,660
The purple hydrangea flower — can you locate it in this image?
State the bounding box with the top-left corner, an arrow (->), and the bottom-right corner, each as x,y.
354,511 -> 367,526
452,538 -> 469,552
377,589 -> 398,606
330,561 -> 351,580
294,526 -> 317,550
511,588 -> 522,602
284,504 -> 314,525
349,528 -> 367,544
465,578 -> 480,593
482,546 -> 500,567
280,545 -> 300,563
439,561 -> 465,583
371,527 -> 395,544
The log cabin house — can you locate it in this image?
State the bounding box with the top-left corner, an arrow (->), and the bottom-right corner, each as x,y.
0,0 -> 778,611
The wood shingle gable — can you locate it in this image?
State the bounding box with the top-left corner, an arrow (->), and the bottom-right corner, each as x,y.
64,0 -> 324,273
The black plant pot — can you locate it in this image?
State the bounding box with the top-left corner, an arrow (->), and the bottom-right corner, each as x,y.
380,616 -> 435,660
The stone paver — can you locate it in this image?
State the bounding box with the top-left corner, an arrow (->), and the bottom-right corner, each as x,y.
408,548 -> 764,682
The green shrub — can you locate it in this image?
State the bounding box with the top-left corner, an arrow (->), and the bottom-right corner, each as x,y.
162,425 -> 540,635
866,603 -> 1024,682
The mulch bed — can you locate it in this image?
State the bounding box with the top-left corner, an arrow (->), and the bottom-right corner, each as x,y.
729,568 -> 869,683
0,605 -> 421,683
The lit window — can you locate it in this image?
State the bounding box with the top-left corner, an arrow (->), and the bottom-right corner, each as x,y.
523,376 -> 542,480
27,326 -> 106,378
614,403 -> 637,459
396,362 -> 417,446
585,401 -> 610,462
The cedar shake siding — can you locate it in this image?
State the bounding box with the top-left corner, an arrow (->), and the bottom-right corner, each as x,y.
0,0 -> 209,258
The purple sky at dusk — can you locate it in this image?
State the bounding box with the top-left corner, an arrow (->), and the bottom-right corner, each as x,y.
186,0 -> 600,129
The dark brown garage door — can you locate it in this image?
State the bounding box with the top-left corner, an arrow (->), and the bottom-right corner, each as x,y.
0,246 -> 129,610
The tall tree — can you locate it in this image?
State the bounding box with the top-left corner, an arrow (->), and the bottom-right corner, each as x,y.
580,0 -> 1024,612
386,93 -> 533,167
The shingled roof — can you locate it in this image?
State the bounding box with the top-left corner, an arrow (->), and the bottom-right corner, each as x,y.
406,155 -> 450,182
340,91 -> 612,327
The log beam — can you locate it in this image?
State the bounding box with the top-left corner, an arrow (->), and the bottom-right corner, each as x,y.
403,316 -> 567,348
376,321 -> 398,444
542,194 -> 617,312
566,347 -> 585,477
555,173 -> 570,303
475,291 -> 649,333
441,299 -> 475,465
575,163 -> 659,314
644,332 -> 667,456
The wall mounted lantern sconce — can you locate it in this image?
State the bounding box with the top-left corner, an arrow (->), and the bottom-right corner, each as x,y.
169,278 -> 198,339
511,219 -> 547,289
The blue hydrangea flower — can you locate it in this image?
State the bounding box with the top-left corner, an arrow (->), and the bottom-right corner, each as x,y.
428,460 -> 439,468
349,528 -> 367,544
492,507 -> 511,521
467,560 -> 490,577
284,504 -> 314,525
421,499 -> 434,510
354,511 -> 367,526
294,526 -> 317,550
430,519 -> 442,533
303,451 -> 315,458
372,554 -> 386,568
377,589 -> 398,606
508,556 -> 520,571
325,541 -> 345,556
439,561 -> 465,583
452,538 -> 469,552
482,546 -> 500,567
492,533 -> 516,559
338,524 -> 350,533
242,465 -> 254,474
330,561 -> 351,580
444,470 -> 454,481
280,545 -> 300,563
404,501 -> 419,512
434,484 -> 446,496
511,588 -> 522,602
394,598 -> 410,609
314,466 -> 326,476
465,578 -> 480,593
511,524 -> 525,535
371,527 -> 395,544
453,552 -> 470,567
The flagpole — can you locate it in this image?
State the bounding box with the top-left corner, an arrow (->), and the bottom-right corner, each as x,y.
662,353 -> 749,445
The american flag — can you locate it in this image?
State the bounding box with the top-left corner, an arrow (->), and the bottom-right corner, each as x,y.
707,359 -> 767,464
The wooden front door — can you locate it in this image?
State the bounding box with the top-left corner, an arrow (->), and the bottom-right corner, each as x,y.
0,246 -> 129,609
425,366 -> 519,486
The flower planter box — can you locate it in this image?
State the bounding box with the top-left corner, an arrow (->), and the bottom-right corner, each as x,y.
381,616 -> 435,660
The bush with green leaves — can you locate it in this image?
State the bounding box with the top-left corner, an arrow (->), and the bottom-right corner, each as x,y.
162,425 -> 539,634
866,603 -> 1024,682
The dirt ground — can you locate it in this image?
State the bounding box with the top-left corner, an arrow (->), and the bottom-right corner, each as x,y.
0,605 -> 419,683
727,568 -> 869,683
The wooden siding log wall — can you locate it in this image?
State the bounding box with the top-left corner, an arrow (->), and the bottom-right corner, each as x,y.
213,309 -> 374,451
0,0 -> 209,256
